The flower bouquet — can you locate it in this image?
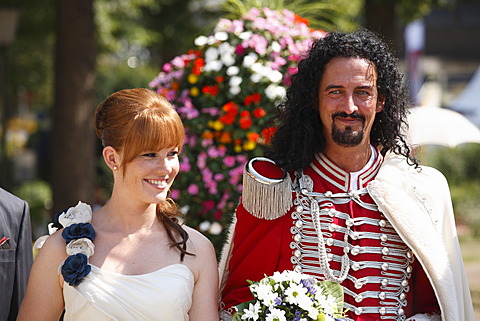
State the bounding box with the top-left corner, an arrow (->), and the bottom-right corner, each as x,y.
149,7 -> 325,243
232,270 -> 345,321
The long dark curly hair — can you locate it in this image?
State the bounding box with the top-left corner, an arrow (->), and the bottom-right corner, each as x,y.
265,29 -> 417,170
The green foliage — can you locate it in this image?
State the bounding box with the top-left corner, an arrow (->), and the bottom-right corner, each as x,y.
13,180 -> 52,224
397,0 -> 453,23
221,0 -> 360,31
421,144 -> 480,236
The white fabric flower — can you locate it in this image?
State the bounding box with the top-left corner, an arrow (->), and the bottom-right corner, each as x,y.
66,237 -> 95,257
33,235 -> 49,252
59,201 -> 92,227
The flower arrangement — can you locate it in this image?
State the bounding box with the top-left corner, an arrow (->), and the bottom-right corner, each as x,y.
149,7 -> 325,243
33,201 -> 95,286
232,270 -> 345,321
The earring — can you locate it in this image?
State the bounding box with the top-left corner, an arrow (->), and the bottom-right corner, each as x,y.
113,166 -> 118,171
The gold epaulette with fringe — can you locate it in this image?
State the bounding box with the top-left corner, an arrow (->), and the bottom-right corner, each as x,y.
241,157 -> 293,220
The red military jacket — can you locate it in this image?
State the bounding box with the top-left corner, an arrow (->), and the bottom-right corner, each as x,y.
220,147 -> 439,320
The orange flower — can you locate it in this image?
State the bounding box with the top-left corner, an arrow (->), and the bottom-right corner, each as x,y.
202,130 -> 214,139
219,132 -> 232,143
247,132 -> 260,142
294,14 -> 309,26
171,82 -> 180,90
253,107 -> 266,118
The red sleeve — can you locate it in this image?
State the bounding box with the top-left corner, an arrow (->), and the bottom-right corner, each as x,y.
411,258 -> 441,315
220,203 -> 293,311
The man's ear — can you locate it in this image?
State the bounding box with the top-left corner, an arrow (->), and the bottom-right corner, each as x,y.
103,146 -> 119,171
376,95 -> 386,112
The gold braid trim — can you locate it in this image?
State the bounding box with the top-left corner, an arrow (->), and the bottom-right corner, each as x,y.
241,157 -> 293,220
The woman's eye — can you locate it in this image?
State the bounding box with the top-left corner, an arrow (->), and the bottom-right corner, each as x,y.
168,151 -> 179,157
143,153 -> 157,157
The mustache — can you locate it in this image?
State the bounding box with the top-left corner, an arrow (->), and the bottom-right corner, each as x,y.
332,112 -> 365,121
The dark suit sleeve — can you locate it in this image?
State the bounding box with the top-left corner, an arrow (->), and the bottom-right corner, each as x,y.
8,200 -> 33,321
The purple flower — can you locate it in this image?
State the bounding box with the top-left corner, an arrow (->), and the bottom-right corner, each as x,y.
62,223 -> 95,244
61,253 -> 91,286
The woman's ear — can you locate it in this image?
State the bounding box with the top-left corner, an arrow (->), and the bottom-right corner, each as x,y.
103,146 -> 119,171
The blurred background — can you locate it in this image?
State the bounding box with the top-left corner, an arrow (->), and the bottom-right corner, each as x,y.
0,0 -> 479,317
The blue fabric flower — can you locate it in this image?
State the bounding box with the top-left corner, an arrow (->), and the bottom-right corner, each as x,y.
61,253 -> 92,286
62,223 -> 95,244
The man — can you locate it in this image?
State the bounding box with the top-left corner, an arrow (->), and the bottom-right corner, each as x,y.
219,29 -> 474,321
0,187 -> 33,321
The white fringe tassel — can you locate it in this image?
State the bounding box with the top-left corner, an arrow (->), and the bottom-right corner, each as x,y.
241,165 -> 293,220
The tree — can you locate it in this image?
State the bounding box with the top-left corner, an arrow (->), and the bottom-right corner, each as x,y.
51,0 -> 96,212
364,0 -> 452,53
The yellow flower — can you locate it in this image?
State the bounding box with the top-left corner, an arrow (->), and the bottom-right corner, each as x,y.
243,140 -> 256,151
211,120 -> 224,131
234,144 -> 242,153
187,74 -> 198,84
190,87 -> 199,96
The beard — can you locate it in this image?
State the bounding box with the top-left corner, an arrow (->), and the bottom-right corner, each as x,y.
331,112 -> 365,147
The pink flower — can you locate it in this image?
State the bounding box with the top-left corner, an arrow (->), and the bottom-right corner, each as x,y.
187,184 -> 199,195
170,189 -> 180,199
180,155 -> 191,172
162,63 -> 172,72
230,19 -> 244,34
214,173 -> 225,181
223,156 -> 236,167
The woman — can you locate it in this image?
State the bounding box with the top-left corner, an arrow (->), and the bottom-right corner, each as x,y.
18,88 -> 220,320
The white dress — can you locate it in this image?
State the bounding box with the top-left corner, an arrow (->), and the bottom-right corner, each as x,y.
63,263 -> 194,320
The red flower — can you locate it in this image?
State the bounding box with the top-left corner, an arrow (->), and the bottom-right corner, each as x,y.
262,127 -> 277,144
219,113 -> 236,125
223,102 -> 238,113
240,116 -> 253,129
202,84 -> 219,96
193,58 -> 205,75
240,110 -> 250,117
215,76 -> 224,83
253,107 -> 266,118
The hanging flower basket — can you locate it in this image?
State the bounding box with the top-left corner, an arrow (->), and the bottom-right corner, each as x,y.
149,7 -> 325,243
